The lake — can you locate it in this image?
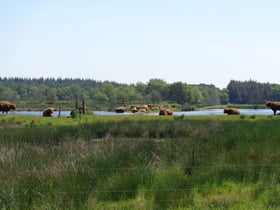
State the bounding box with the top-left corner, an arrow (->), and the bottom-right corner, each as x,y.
8,109 -> 274,117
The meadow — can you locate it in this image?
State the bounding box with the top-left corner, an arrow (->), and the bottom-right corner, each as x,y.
1,114 -> 280,209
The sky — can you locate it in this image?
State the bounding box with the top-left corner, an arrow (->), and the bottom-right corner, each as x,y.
1,0 -> 280,88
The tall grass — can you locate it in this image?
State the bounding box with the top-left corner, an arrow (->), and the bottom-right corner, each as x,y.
1,114 -> 280,209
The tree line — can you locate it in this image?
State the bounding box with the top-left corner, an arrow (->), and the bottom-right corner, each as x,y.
227,80 -> 280,104
0,77 -> 279,110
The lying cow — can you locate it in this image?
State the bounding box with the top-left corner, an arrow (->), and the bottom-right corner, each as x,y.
159,108 -> 173,115
266,101 -> 280,115
224,108 -> 240,115
0,101 -> 16,114
42,107 -> 55,117
115,105 -> 127,113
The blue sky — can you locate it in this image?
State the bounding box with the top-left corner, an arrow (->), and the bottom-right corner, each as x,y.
1,0 -> 280,88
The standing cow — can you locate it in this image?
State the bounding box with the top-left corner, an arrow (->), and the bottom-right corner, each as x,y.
266,101 -> 280,115
0,101 -> 16,114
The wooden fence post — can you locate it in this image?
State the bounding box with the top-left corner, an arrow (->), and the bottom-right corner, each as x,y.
75,99 -> 78,109
82,99 -> 85,114
58,104 -> 61,117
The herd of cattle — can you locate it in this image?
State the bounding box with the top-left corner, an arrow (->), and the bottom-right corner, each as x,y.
1,101 -> 280,116
115,104 -> 174,115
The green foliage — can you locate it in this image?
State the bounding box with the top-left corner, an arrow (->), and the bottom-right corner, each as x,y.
168,82 -> 187,105
70,109 -> 81,119
1,77 -> 280,112
227,79 -> 280,104
181,105 -> 196,111
0,77 -> 225,111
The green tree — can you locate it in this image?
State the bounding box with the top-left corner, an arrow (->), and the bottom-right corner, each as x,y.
60,87 -> 73,100
146,90 -> 161,104
100,82 -> 116,99
135,82 -> 146,96
190,86 -> 203,105
69,84 -> 88,101
269,84 -> 280,101
16,85 -> 28,100
220,88 -> 229,104
46,88 -> 58,102
227,80 -> 243,104
145,79 -> 168,101
0,85 -> 19,101
168,82 -> 187,105
204,85 -> 220,106
92,90 -> 109,105
31,85 -> 48,102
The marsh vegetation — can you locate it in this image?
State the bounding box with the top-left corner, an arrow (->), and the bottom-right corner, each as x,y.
1,114 -> 280,209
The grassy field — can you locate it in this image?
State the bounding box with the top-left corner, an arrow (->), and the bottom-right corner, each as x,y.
1,114 -> 280,209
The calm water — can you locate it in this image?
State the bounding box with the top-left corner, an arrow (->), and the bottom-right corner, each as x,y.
8,109 -> 274,117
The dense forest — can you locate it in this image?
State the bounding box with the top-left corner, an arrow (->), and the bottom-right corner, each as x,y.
0,77 -> 280,110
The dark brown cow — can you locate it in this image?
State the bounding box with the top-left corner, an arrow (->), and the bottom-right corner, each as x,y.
115,105 -> 127,113
42,107 -> 55,117
266,101 -> 280,115
223,108 -> 240,115
70,105 -> 90,116
0,101 -> 16,114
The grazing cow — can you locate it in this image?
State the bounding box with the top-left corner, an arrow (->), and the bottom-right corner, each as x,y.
266,101 -> 280,115
42,107 -> 55,117
0,101 -> 16,114
159,108 -> 173,115
223,108 -> 240,115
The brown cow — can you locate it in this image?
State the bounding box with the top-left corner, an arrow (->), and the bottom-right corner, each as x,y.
266,101 -> 280,115
42,107 -> 55,117
130,104 -> 152,113
223,108 -> 240,115
159,108 -> 173,115
130,106 -> 138,113
0,101 -> 16,114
